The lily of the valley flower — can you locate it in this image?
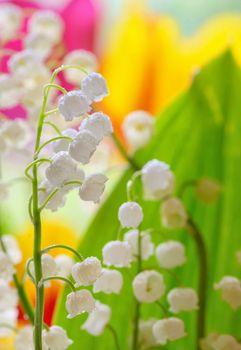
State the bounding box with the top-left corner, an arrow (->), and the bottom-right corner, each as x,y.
167,288 -> 199,313
93,268 -> 123,294
0,280 -> 18,312
152,317 -> 186,345
80,112 -> 113,142
124,229 -> 154,261
161,197 -> 188,229
0,251 -> 15,281
82,301 -> 111,336
66,290 -> 95,319
71,257 -> 102,287
15,326 -> 34,350
42,325 -> 73,350
68,130 -> 98,164
81,72 -> 108,102
55,255 -> 74,278
53,129 -> 78,153
0,4 -> 22,41
132,270 -> 165,303
118,201 -> 144,228
79,173 -> 108,203
102,240 -> 132,268
58,90 -> 90,122
214,276 -> 241,310
155,240 -> 186,269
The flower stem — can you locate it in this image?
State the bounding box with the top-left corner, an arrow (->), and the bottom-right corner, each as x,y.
111,133 -> 140,170
186,218 -> 207,348
40,276 -> 76,291
107,324 -> 121,350
41,244 -> 84,261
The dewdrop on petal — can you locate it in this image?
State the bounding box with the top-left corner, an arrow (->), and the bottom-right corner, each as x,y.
214,276 -> 241,310
66,290 -> 95,318
118,201 -> 143,228
141,159 -> 175,200
79,173 -> 108,203
132,270 -> 165,303
69,130 -> 98,164
139,319 -> 158,350
122,110 -> 154,151
0,4 -> 22,41
0,234 -> 22,265
161,197 -> 188,229
167,288 -> 198,313
156,240 -> 186,269
42,326 -> 73,350
152,317 -> 186,345
55,255 -> 74,278
212,334 -> 241,350
15,325 -> 34,350
80,112 -> 113,142
93,268 -> 123,294
81,72 -> 108,102
82,301 -> 111,336
45,151 -> 77,187
124,230 -> 154,261
0,252 -> 15,281
64,49 -> 98,84
53,128 -> 78,153
72,257 -> 102,287
28,10 -> 63,44
102,241 -> 132,268
0,74 -> 21,108
58,90 -> 90,122
0,280 -> 18,312
195,177 -> 221,204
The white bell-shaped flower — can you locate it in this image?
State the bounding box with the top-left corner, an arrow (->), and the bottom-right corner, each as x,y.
139,319 -> 158,350
141,159 -> 175,200
152,317 -> 186,345
0,4 -> 22,41
124,230 -> 154,261
80,112 -> 113,142
0,74 -> 21,108
42,325 -> 73,350
45,151 -> 77,187
167,288 -> 199,313
0,234 -> 22,265
58,90 -> 90,122
132,270 -> 165,303
66,289 -> 95,319
212,334 -> 241,350
155,240 -> 186,269
118,201 -> 143,228
55,255 -> 74,278
122,110 -> 154,151
214,276 -> 241,310
30,254 -> 57,283
79,173 -> 108,203
82,301 -> 111,336
28,10 -> 63,44
1,119 -> 29,149
81,72 -> 108,102
0,309 -> 18,337
0,251 -> 15,281
15,325 -> 33,350
8,50 -> 44,80
64,49 -> 98,84
39,182 -> 67,212
69,130 -> 98,164
72,257 -> 102,287
24,32 -> 54,59
53,129 -> 78,153
161,197 -> 188,229
0,280 -> 18,312
93,268 -> 123,294
102,240 -> 132,268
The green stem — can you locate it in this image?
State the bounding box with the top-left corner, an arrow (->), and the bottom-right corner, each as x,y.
186,218 -> 207,349
155,301 -> 169,317
39,188 -> 59,211
36,136 -> 73,156
43,121 -> 62,136
111,133 -> 140,170
43,83 -> 67,96
40,276 -> 76,291
25,158 -> 51,180
107,324 -> 121,350
41,244 -> 84,261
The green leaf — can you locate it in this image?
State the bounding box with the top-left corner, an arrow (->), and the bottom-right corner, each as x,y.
55,51 -> 241,349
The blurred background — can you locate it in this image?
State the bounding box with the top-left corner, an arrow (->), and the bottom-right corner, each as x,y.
1,0 -> 241,347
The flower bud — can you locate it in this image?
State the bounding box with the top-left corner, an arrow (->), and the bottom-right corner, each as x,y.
53,129 -> 78,153
161,197 -> 188,229
122,110 -> 154,151
66,290 -> 95,318
124,230 -> 154,261
155,240 -> 186,269
64,49 -> 98,84
80,112 -> 113,142
82,301 -> 111,336
152,317 -> 186,345
141,159 -> 175,200
45,151 -> 77,187
214,276 -> 241,310
118,201 -> 143,228
81,72 -> 108,102
79,173 -> 108,203
132,270 -> 165,303
58,90 -> 90,122
0,251 -> 15,281
167,288 -> 198,313
93,268 -> 123,294
42,325 -> 73,350
102,240 -> 132,268
69,130 -> 98,164
72,257 -> 102,287
195,177 -> 221,204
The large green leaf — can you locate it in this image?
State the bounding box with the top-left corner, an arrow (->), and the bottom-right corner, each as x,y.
55,51 -> 241,349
